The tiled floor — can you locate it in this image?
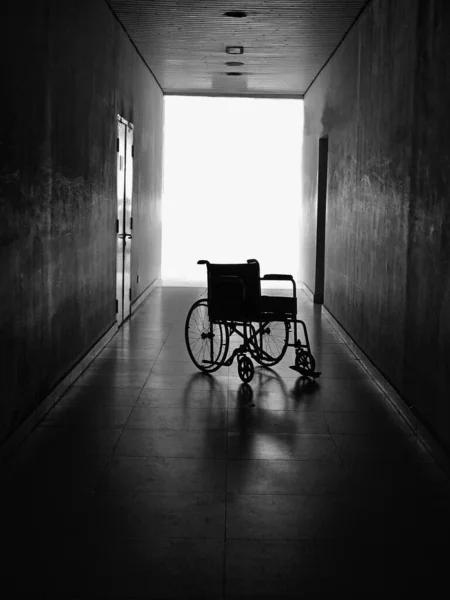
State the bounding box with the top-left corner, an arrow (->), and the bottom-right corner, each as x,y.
2,286 -> 450,598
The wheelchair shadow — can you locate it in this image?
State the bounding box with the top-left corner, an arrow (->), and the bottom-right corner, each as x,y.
180,371 -> 228,409
229,368 -> 323,469
246,366 -> 320,407
235,382 -> 256,408
179,370 -> 322,463
180,368 -> 320,412
232,367 -> 321,429
291,373 -> 320,399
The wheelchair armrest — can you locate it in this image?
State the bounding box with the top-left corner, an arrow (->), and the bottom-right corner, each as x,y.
262,274 -> 294,282
197,260 -> 210,265
247,259 -> 259,265
262,274 -> 297,299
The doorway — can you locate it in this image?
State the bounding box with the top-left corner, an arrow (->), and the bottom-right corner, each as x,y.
314,135 -> 328,304
161,96 -> 304,286
116,115 -> 134,325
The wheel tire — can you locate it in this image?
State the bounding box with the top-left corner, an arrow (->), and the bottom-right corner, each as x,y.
238,355 -> 255,383
185,299 -> 229,373
246,321 -> 289,367
295,350 -> 316,376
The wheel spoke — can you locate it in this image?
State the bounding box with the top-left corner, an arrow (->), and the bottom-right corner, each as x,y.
247,319 -> 288,366
185,300 -> 229,373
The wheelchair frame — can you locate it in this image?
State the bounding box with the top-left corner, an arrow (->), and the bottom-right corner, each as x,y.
184,259 -> 321,383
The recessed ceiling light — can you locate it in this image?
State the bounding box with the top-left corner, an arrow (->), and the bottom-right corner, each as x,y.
224,11 -> 247,18
226,61 -> 244,67
226,46 -> 244,55
227,72 -> 243,76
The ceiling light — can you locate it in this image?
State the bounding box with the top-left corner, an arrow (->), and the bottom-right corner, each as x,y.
224,11 -> 247,18
226,61 -> 244,67
226,46 -> 244,55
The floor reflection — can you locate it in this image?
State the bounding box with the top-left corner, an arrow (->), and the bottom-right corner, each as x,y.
2,286 -> 449,598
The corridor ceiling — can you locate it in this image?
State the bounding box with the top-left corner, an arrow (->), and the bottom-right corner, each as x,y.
107,0 -> 369,97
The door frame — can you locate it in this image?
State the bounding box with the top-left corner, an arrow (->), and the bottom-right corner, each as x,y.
314,135 -> 328,304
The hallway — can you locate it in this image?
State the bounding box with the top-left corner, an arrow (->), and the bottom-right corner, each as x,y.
2,286 -> 449,598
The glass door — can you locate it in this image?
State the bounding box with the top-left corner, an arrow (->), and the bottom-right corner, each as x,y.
116,115 -> 134,324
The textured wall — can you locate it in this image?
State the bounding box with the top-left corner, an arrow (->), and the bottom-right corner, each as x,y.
404,1 -> 450,443
301,0 -> 450,449
0,0 -> 163,444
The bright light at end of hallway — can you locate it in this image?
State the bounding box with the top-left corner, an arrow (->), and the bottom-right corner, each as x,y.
162,96 -> 304,287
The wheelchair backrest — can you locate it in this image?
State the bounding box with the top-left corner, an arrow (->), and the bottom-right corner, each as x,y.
206,262 -> 261,322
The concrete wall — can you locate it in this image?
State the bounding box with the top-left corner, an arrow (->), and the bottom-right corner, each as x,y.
301,0 -> 450,450
0,0 -> 164,444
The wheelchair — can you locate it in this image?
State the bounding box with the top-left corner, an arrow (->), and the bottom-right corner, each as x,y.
184,259 -> 321,384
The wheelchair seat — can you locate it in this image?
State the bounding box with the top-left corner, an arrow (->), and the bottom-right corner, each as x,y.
260,295 -> 297,317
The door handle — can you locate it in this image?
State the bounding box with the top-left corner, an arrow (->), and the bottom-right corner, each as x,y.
118,233 -> 133,239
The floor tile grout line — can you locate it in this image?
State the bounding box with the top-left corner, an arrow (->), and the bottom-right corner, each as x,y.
223,402 -> 230,598
87,310 -> 178,487
108,455 -> 346,462
328,430 -> 346,470
317,303 -> 429,452
314,297 -> 438,461
94,342 -> 165,494
101,294 -> 214,483
134,323 -> 176,398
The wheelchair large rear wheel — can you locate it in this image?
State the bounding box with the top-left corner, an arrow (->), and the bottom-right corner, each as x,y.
245,320 -> 289,367
185,299 -> 229,373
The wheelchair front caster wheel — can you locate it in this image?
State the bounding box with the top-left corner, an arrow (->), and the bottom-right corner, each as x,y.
238,355 -> 254,383
295,350 -> 316,377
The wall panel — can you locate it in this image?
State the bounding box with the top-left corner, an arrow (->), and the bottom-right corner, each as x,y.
0,0 -> 163,443
302,0 -> 450,450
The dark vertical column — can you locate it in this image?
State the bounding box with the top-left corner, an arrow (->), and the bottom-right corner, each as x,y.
314,136 -> 329,304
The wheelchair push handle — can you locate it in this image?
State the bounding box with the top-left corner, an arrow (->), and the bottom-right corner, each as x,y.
197,260 -> 210,265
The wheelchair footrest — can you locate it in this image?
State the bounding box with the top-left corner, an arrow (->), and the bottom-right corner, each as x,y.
224,344 -> 248,367
289,365 -> 321,379
224,349 -> 241,367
